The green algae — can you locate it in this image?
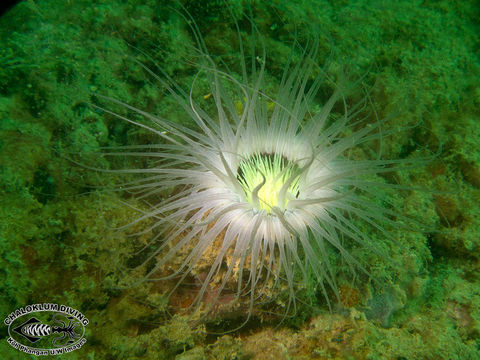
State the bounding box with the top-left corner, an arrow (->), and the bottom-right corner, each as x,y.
0,0 -> 479,359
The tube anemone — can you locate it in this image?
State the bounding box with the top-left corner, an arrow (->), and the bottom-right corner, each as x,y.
91,8 -> 429,325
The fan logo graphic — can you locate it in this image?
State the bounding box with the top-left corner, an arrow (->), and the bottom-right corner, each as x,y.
4,303 -> 88,356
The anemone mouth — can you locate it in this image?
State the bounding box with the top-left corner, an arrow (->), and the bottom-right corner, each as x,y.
236,152 -> 301,213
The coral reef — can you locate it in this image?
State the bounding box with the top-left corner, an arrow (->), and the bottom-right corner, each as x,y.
0,0 -> 479,359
